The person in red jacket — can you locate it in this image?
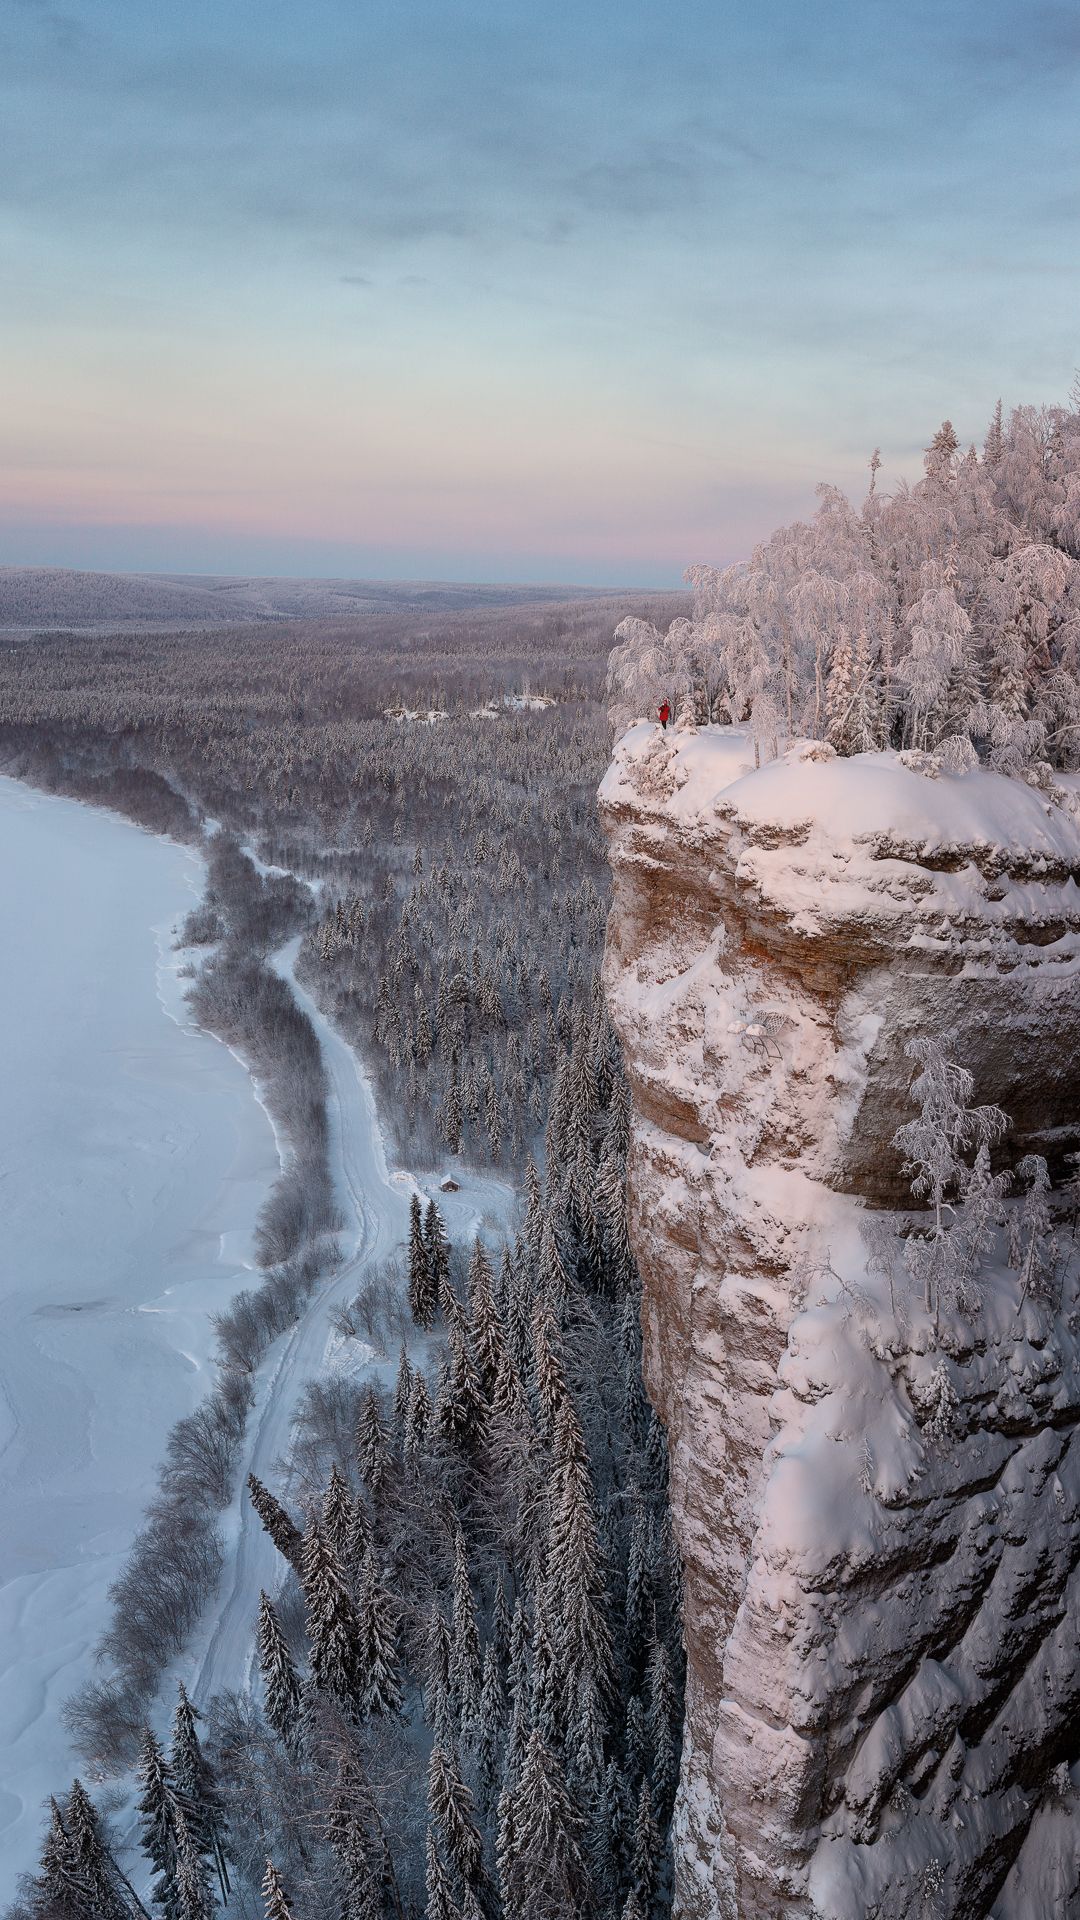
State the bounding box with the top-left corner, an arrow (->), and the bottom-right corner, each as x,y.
658,700 -> 671,730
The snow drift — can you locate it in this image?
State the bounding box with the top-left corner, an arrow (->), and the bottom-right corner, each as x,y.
600,721 -> 1080,1918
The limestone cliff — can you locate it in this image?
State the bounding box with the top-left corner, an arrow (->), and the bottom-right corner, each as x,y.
600,722 -> 1080,1920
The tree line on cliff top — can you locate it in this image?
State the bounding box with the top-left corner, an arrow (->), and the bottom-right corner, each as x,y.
609,394 -> 1080,781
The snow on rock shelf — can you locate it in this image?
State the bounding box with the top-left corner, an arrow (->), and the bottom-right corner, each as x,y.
599,722 -> 1080,1920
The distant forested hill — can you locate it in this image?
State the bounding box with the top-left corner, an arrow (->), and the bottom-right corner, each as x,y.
0,566 -> 643,631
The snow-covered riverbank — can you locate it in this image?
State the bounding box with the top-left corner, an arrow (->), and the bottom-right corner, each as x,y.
0,783 -> 517,1901
0,778 -> 279,1902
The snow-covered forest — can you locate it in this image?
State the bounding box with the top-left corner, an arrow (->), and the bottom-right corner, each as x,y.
29,1041 -> 681,1920
610,398 -> 1080,780
0,599 -> 677,1177
10,387 -> 1080,1915
0,600 -> 685,1920
0,570 -> 626,633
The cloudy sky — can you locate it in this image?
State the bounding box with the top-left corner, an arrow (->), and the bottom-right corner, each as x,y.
2,0 -> 1079,584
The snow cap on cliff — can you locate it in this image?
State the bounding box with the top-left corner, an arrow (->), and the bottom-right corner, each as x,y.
603,721 -> 1080,869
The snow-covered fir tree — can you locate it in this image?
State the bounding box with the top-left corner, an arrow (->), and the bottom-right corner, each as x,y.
255,1591 -> 302,1756
170,1685 -> 230,1906
136,1730 -> 180,1911
408,1194 -> 437,1329
260,1862 -> 295,1920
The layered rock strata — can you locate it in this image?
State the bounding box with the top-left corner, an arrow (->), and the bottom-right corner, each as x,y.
600,723 -> 1080,1919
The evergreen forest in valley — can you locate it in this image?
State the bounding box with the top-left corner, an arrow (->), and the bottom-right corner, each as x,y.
0,596 -> 687,1920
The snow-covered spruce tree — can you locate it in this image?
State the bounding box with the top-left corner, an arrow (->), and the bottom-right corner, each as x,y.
543,1400 -> 615,1721
65,1778 -> 144,1920
645,1639 -> 680,1827
623,1694 -> 648,1799
403,1367 -> 433,1469
466,1239 -> 503,1397
136,1729 -> 182,1920
595,1142 -> 635,1298
355,1388 -> 389,1500
300,1522 -> 362,1713
355,1547 -> 403,1718
424,1608 -> 456,1752
427,1745 -> 486,1905
321,1463 -> 355,1568
629,1780 -> 661,1913
424,1830 -> 460,1920
441,1074 -> 464,1158
608,395 -> 1080,776
504,1601 -> 531,1781
255,1592 -> 302,1757
326,1757 -> 383,1920
246,1475 -> 303,1574
408,1193 -> 437,1330
259,1862 -> 294,1920
618,1298 -> 649,1450
475,1644 -> 506,1817
172,1803 -> 216,1920
170,1685 -> 230,1905
437,1317 -> 487,1461
35,1798 -> 96,1920
449,1526 -> 483,1738
622,1503 -> 653,1689
393,1344 -> 413,1425
424,1200 -> 453,1320
499,1725 -> 587,1920
568,1670 -> 606,1802
529,1288 -> 568,1442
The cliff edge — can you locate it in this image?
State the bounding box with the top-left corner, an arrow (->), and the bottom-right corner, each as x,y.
600,722 -> 1080,1919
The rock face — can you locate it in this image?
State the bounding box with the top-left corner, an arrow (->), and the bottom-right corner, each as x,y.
599,723 -> 1080,1920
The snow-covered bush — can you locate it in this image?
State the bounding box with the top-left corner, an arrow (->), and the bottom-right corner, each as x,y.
893,1035 -> 1009,1319
609,399 -> 1080,773
887,1034 -> 1011,1329
888,1032 -> 1078,1334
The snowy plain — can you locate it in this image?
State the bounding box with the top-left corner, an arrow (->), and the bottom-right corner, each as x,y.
0,777 -> 281,1901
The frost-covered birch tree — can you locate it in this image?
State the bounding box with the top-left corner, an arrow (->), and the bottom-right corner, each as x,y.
608,392 -> 1080,775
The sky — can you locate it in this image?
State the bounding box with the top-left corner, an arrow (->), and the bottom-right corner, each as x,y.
2,0 -> 1080,587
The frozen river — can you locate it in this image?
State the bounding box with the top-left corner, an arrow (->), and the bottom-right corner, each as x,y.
0,777 -> 278,1900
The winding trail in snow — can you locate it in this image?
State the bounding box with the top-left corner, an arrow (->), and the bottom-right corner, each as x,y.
183,933 -> 515,1709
